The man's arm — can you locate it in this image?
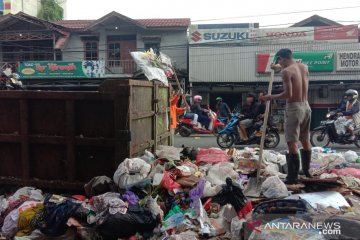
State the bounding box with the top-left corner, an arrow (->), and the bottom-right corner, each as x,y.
225,103 -> 231,113
344,101 -> 360,116
267,70 -> 292,101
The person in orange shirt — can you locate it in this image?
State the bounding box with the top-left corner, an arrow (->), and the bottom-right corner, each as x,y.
170,89 -> 186,146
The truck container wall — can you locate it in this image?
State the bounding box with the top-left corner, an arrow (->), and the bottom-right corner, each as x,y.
0,79 -> 170,190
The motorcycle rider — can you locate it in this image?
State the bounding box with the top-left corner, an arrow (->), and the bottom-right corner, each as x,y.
216,97 -> 231,119
238,93 -> 259,141
191,95 -> 210,129
337,89 -> 360,141
254,91 -> 267,137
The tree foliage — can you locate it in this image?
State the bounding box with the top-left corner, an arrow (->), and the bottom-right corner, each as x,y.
37,0 -> 64,21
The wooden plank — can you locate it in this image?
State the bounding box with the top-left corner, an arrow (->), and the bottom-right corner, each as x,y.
0,176 -> 84,190
131,111 -> 155,120
0,91 -> 115,100
20,99 -> 29,180
29,136 -> 67,144
74,137 -> 116,146
66,100 -> 76,181
0,134 -> 21,142
130,140 -> 155,156
153,82 -> 158,151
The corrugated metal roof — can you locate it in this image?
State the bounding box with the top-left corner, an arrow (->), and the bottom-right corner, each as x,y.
189,42 -> 360,83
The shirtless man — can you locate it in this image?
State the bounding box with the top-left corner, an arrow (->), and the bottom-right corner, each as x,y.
260,48 -> 312,184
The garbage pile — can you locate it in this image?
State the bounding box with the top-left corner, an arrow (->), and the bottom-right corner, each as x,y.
0,146 -> 360,239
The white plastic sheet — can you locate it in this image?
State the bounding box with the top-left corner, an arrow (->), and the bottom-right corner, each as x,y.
261,176 -> 289,198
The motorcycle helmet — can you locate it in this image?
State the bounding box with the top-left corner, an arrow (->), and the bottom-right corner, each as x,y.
246,93 -> 257,101
345,89 -> 358,100
193,95 -> 202,103
216,97 -> 222,102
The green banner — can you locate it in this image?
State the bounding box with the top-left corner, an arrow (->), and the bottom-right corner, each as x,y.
19,61 -> 105,79
292,52 -> 334,72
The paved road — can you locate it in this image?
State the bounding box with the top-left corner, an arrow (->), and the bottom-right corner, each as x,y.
174,134 -> 360,153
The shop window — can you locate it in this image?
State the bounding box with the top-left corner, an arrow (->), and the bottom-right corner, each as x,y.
84,41 -> 99,60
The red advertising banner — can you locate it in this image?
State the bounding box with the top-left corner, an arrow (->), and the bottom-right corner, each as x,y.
314,25 -> 359,41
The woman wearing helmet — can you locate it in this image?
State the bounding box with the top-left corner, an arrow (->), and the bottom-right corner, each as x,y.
337,89 -> 360,141
190,95 -> 210,129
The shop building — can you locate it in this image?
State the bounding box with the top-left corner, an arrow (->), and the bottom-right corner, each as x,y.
189,15 -> 360,129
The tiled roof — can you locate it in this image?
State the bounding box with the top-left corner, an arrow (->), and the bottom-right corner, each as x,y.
55,20 -> 93,29
54,18 -> 190,29
136,18 -> 190,28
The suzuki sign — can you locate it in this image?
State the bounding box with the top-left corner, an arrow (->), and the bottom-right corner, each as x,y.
189,25 -> 258,44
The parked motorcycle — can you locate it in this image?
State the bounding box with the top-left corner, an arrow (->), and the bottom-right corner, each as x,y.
216,112 -> 280,148
177,109 -> 225,137
0,69 -> 23,90
311,111 -> 360,148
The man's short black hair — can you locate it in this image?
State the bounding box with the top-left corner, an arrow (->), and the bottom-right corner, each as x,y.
275,48 -> 292,63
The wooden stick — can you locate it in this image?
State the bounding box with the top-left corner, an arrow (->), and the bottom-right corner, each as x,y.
172,68 -> 190,108
256,69 -> 275,183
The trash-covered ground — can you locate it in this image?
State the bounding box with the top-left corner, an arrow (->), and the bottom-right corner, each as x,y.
1,145 -> 360,240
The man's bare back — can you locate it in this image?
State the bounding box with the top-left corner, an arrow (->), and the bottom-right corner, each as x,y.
282,62 -> 309,103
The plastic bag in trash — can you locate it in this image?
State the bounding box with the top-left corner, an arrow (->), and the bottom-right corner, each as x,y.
231,217 -> 246,240
261,176 -> 289,198
344,151 -> 358,163
140,150 -> 155,164
145,196 -> 164,221
113,158 -> 151,189
206,162 -> 238,186
212,178 -> 250,217
130,50 -> 169,86
9,187 -> 43,202
196,148 -> 230,165
161,171 -> 181,191
331,168 -> 360,179
156,145 -> 182,160
98,204 -> 157,240
84,176 -> 115,198
0,197 -> 9,215
203,181 -> 222,198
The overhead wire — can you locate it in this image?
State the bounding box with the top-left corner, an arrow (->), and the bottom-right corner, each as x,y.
191,5 -> 360,22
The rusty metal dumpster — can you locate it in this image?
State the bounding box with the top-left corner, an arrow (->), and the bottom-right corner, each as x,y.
0,79 -> 170,190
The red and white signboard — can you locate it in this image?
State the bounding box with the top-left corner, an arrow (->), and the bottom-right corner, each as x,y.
315,25 -> 359,42
189,25 -> 358,44
257,53 -> 276,73
258,28 -> 313,43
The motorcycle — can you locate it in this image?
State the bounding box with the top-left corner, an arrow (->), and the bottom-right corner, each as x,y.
0,69 -> 23,90
177,109 -> 225,137
218,116 -> 230,125
216,112 -> 280,148
311,111 -> 360,148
